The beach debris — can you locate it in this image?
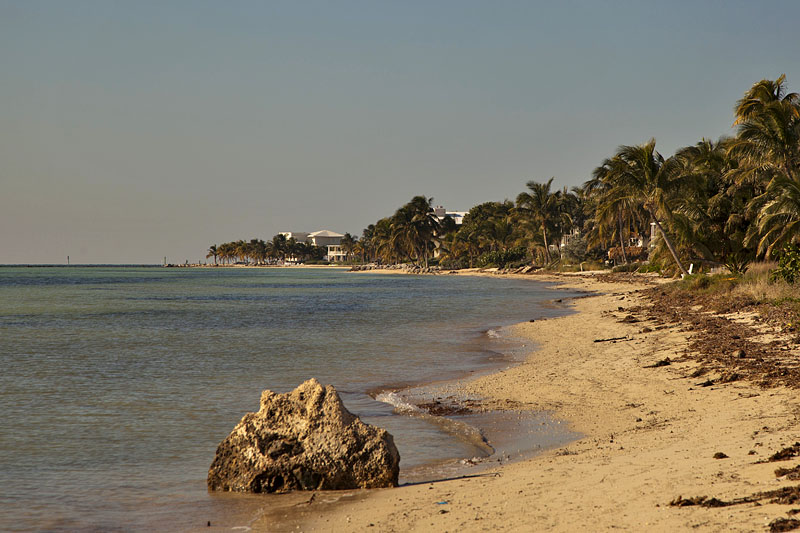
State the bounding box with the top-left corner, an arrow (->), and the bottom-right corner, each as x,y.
713,452 -> 728,459
768,443 -> 800,463
669,495 -> 728,507
593,336 -> 629,343
669,485 -> 800,511
555,448 -> 577,456
719,371 -> 741,383
207,378 -> 400,493
417,396 -> 479,416
776,466 -> 800,480
771,487 -> 800,505
769,518 -> 800,532
689,367 -> 708,378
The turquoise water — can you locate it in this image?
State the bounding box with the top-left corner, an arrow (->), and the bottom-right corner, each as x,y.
0,267 -> 580,531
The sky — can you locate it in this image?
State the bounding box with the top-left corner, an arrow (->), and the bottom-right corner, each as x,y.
2,0 -> 800,264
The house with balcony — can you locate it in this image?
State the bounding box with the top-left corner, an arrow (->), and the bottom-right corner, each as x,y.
279,229 -> 347,262
309,230 -> 346,262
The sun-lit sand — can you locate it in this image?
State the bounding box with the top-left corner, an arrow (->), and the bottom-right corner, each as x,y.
255,272 -> 800,532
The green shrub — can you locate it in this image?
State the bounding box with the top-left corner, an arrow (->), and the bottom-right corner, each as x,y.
439,257 -> 470,270
637,262 -> 662,274
476,247 -> 527,268
677,273 -> 739,293
771,244 -> 800,284
724,252 -> 753,275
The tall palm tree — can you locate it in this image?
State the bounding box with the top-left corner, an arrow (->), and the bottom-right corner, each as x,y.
586,158 -> 648,264
603,139 -> 692,276
206,244 -> 219,265
340,233 -> 357,262
516,178 -> 564,264
729,74 -> 800,183
389,196 -> 441,267
271,234 -> 288,263
728,75 -> 800,258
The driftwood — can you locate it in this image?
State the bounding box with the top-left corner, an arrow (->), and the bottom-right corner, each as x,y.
593,336 -> 629,343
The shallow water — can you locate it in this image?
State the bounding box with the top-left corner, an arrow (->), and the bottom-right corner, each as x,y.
0,266 -> 581,531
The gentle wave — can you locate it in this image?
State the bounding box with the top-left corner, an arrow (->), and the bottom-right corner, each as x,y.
485,328 -> 502,338
375,390 -> 494,457
374,391 -> 423,413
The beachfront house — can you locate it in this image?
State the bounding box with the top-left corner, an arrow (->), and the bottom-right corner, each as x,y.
309,230 -> 346,262
279,230 -> 347,262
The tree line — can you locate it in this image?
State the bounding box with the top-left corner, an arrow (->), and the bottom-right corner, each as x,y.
206,235 -> 327,265
350,75 -> 800,273
208,75 -> 800,274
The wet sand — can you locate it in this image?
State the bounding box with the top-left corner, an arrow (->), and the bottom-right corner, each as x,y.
255,272 -> 800,532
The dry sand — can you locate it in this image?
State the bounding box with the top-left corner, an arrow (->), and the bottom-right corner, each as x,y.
257,273 -> 800,532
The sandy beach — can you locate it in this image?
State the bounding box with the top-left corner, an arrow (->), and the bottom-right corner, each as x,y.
257,272 -> 800,532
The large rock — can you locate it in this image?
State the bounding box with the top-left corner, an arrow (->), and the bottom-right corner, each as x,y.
207,378 -> 400,493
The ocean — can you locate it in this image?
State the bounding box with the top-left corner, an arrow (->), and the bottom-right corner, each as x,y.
0,266 -> 582,531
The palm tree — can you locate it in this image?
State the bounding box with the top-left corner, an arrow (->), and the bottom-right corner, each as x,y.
206,244 -> 219,265
340,233 -> 357,262
218,242 -> 235,264
728,75 -> 800,258
746,172 -> 800,257
516,178 -> 565,264
603,140 -> 692,275
389,196 -> 441,267
729,74 -> 800,184
271,234 -> 288,263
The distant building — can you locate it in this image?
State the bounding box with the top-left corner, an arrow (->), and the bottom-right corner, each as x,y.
433,206 -> 467,226
309,230 -> 346,262
559,228 -> 582,258
279,229 -> 346,262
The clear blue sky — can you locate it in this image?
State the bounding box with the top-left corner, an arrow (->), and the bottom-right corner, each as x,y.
2,0 -> 799,263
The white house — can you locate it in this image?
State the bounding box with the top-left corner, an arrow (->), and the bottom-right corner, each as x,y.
279,229 -> 347,262
308,230 -> 346,262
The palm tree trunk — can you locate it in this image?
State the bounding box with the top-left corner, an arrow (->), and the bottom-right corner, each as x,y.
649,210 -> 689,276
542,224 -> 551,263
618,209 -> 628,264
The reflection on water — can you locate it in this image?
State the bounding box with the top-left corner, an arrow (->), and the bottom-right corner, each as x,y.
0,267 -> 582,531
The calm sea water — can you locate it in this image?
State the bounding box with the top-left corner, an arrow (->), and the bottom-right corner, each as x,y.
0,267 -> 580,531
